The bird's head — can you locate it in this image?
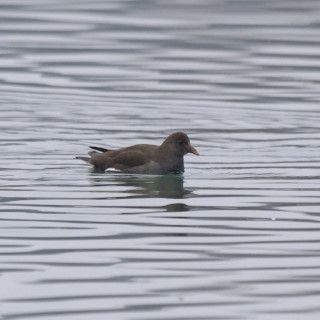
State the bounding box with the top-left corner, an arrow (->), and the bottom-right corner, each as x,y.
161,132 -> 200,157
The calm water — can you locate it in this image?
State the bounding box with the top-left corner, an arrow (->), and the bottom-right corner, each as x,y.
1,1 -> 320,319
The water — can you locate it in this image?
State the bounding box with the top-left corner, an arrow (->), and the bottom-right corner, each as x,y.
1,0 -> 320,319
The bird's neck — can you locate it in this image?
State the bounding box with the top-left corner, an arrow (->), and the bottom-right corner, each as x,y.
156,147 -> 184,173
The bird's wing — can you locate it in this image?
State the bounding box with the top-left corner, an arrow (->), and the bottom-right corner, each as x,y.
112,150 -> 151,169
85,144 -> 157,171
89,146 -> 110,152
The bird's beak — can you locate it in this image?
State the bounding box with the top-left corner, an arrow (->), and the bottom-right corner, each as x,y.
188,144 -> 200,156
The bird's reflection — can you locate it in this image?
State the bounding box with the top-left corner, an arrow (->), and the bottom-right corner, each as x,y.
89,172 -> 191,199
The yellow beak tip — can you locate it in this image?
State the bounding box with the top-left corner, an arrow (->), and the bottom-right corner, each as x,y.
193,150 -> 200,156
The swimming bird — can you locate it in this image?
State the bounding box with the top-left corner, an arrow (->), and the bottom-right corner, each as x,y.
76,132 -> 199,174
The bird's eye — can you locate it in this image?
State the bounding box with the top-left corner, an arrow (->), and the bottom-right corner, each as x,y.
178,140 -> 184,145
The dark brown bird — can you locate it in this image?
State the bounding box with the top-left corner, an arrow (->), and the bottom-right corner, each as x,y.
76,132 -> 199,174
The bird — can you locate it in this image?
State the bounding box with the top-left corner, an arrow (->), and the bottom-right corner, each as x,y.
76,132 -> 199,174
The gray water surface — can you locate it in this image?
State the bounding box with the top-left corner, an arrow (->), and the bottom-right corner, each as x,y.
1,1 -> 320,319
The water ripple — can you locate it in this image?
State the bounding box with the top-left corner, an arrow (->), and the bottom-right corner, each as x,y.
1,0 -> 320,320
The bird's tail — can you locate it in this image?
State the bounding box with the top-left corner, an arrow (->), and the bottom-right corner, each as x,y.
75,156 -> 93,166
